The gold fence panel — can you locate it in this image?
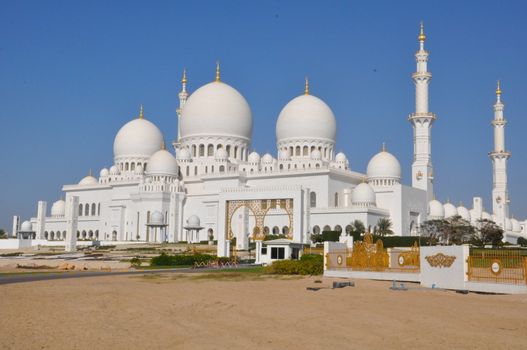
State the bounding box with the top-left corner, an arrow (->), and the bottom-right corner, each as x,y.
467,249 -> 526,285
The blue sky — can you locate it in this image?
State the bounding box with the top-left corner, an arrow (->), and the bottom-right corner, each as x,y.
0,0 -> 526,230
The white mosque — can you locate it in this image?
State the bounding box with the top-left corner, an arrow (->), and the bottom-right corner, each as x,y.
11,24 -> 527,254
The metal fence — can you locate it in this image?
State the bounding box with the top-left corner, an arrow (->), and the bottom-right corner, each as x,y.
325,234 -> 420,273
467,249 -> 527,285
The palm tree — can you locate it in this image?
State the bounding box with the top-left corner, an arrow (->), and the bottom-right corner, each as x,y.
376,218 -> 394,237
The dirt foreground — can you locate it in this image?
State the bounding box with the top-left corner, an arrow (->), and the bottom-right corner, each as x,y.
1,273 -> 526,350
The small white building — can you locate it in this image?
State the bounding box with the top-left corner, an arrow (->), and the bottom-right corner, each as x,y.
257,239 -> 304,265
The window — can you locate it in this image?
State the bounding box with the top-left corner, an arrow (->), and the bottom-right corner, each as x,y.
334,192 -> 339,207
261,246 -> 267,255
199,144 -> 205,156
271,247 -> 285,260
207,144 -> 214,156
310,192 -> 317,208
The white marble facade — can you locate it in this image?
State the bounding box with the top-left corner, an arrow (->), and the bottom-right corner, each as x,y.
12,25 -> 527,253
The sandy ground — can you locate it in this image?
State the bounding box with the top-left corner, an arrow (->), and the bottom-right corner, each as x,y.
0,257 -> 131,272
1,273 -> 526,350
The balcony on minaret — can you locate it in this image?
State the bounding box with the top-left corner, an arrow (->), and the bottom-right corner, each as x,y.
408,112 -> 437,122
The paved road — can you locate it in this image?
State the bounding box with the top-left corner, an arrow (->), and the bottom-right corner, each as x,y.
0,265 -> 252,285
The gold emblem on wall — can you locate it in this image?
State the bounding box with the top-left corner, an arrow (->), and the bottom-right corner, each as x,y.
425,253 -> 456,268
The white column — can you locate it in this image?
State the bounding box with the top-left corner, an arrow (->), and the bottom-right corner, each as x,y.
65,196 -> 79,252
176,70 -> 188,148
36,201 -> 47,240
255,240 -> 262,264
11,216 -> 20,239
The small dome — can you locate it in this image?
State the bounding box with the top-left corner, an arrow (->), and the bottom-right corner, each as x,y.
482,211 -> 491,220
134,164 -> 144,175
51,200 -> 66,217
310,149 -> 322,160
248,151 -> 260,164
187,215 -> 201,227
215,148 -> 228,161
444,202 -> 458,218
367,149 -> 401,181
278,149 -> 291,161
352,183 -> 376,206
276,94 -> 337,143
79,175 -> 98,186
505,218 -> 512,231
147,149 -> 178,176
335,152 -> 347,163
511,218 -> 521,232
109,165 -> 120,175
428,200 -> 444,219
113,117 -> 164,160
181,81 -> 252,141
457,205 -> 471,221
262,153 -> 273,164
177,147 -> 192,161
150,211 -> 164,225
99,168 -> 109,177
20,221 -> 32,232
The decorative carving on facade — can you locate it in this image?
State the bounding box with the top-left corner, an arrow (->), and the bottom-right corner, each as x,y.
348,233 -> 389,271
425,253 -> 456,268
225,198 -> 293,240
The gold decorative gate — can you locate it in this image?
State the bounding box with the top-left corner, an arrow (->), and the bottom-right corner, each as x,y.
467,249 -> 527,285
325,233 -> 420,272
225,198 -> 293,240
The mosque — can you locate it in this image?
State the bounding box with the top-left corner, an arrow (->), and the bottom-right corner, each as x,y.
11,24 -> 527,254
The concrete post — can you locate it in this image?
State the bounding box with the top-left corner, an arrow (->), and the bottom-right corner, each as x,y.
255,240 -> 262,264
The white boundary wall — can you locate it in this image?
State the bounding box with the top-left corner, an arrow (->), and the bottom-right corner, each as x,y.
324,243 -> 527,294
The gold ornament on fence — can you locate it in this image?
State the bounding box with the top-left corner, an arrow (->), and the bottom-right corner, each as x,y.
348,232 -> 389,271
425,253 -> 456,268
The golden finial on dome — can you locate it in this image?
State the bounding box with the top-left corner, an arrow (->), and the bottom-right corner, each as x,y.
304,76 -> 309,95
418,21 -> 426,42
381,142 -> 386,152
496,80 -> 502,96
182,68 -> 187,85
139,104 -> 144,119
161,140 -> 166,150
215,61 -> 221,82
88,168 -> 92,177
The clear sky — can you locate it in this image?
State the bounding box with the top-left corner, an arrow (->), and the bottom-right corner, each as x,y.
0,0 -> 526,231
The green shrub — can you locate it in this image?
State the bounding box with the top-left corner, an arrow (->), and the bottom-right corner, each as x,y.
263,234 -> 287,241
370,236 -> 431,248
265,254 -> 323,275
321,230 -> 340,242
150,252 -> 216,266
130,256 -> 142,267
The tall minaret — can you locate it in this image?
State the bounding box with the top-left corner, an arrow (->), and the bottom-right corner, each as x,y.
489,81 -> 510,227
409,22 -> 436,201
175,69 -> 188,149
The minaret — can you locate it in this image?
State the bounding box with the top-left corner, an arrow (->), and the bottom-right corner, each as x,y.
489,81 -> 510,228
175,69 -> 188,149
409,22 -> 436,201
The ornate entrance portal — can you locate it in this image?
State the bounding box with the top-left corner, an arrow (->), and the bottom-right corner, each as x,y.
225,198 -> 293,240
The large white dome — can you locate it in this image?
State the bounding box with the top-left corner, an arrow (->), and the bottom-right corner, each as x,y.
51,200 -> 66,217
444,202 -> 458,218
79,175 -> 98,186
367,149 -> 401,180
20,221 -> 32,232
147,149 -> 178,176
428,200 -> 444,219
276,94 -> 336,143
113,117 -> 164,160
457,205 -> 471,221
352,183 -> 376,207
181,81 -> 252,140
